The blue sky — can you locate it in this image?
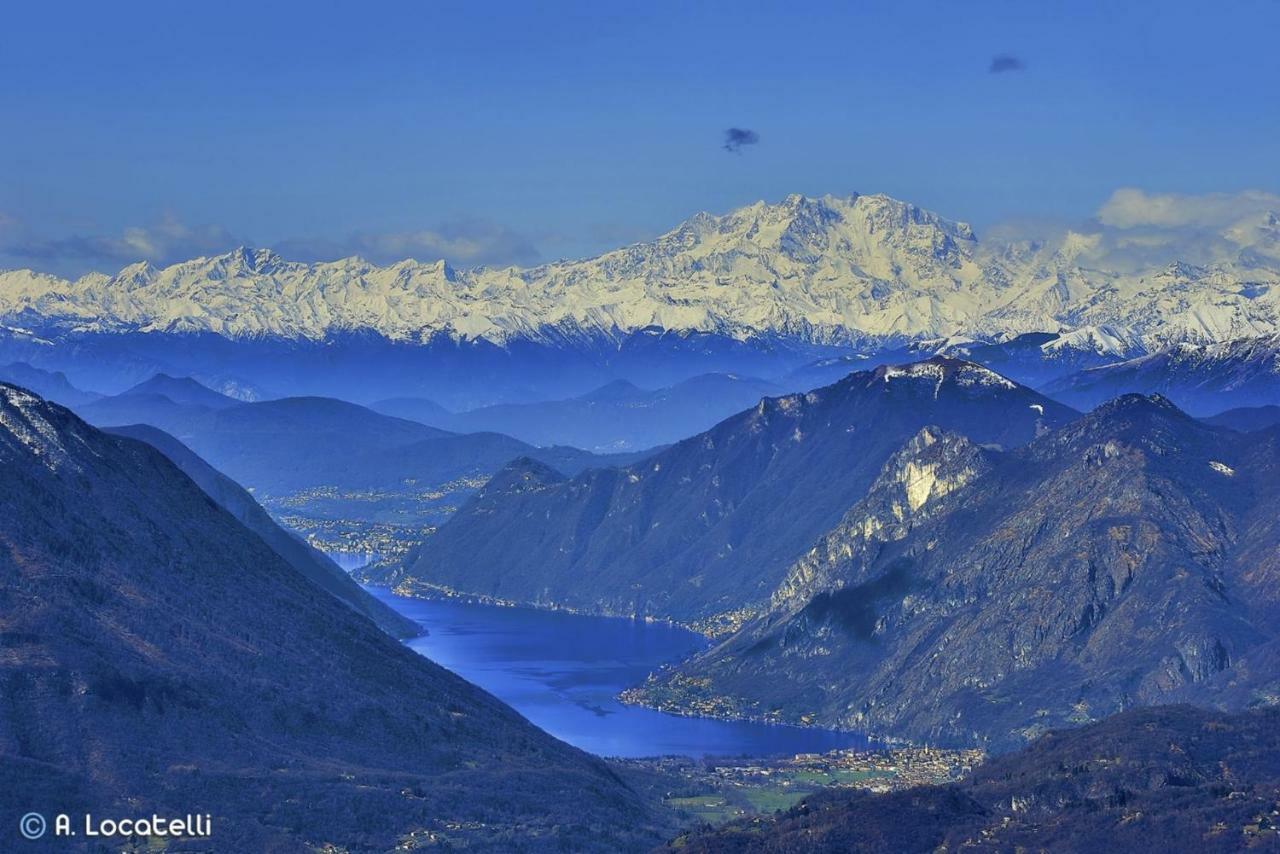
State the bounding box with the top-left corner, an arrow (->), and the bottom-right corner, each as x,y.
2,0 -> 1278,275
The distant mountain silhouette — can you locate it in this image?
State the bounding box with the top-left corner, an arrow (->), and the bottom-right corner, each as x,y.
370,395 -> 454,423
1204,403 -> 1280,432
0,361 -> 102,406
75,391 -> 645,496
377,373 -> 785,452
122,373 -> 242,408
1045,335 -> 1280,414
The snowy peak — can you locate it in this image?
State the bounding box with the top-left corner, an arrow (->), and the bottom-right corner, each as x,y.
663,192 -> 976,266
1042,325 -> 1143,358
2,192 -> 1279,348
0,193 -> 990,345
870,356 -> 1017,392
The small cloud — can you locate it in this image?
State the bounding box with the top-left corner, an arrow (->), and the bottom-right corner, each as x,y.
722,127 -> 760,154
988,54 -> 1025,74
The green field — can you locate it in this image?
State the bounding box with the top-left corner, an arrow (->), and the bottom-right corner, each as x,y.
666,795 -> 741,824
666,767 -> 899,827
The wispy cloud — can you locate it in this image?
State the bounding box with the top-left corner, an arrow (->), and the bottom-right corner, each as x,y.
277,218 -> 542,268
986,188 -> 1280,271
1,213 -> 240,273
988,54 -> 1025,74
722,127 -> 760,153
0,213 -> 544,275
1097,188 -> 1280,230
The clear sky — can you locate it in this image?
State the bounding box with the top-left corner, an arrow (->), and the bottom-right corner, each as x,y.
2,0 -> 1278,276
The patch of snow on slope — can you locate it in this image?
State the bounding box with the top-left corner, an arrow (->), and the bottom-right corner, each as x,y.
0,384 -> 75,470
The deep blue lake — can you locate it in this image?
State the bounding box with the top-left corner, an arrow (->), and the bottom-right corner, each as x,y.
364,585 -> 872,758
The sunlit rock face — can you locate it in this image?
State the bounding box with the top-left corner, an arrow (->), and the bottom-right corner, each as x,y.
639,394 -> 1280,751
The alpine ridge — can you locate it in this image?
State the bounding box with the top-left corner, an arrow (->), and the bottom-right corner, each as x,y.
3,193 -> 1278,350
395,357 -> 1076,624
1045,334 -> 1280,414
632,393 -> 1280,750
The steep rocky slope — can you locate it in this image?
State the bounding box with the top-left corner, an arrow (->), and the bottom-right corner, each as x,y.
636,396 -> 1280,750
104,422 -> 420,638
0,383 -> 663,851
398,358 -> 1075,624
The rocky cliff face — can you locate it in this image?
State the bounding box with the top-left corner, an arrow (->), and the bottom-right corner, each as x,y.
104,421 -> 421,638
635,395 -> 1280,751
764,427 -> 993,616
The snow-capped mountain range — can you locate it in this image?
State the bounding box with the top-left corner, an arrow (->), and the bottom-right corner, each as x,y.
3,192 -> 1279,349
1043,333 -> 1280,414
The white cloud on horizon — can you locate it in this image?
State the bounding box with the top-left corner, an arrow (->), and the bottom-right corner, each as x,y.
1097,188 -> 1280,230
274,219 -> 542,269
5,188 -> 1279,280
0,214 -> 545,277
985,188 -> 1280,273
0,213 -> 242,275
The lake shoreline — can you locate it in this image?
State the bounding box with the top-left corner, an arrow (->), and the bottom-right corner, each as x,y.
363,583 -> 875,759
382,575 -> 719,637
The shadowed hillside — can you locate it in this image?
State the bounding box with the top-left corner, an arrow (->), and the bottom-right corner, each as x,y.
0,383 -> 666,851
665,706 -> 1280,853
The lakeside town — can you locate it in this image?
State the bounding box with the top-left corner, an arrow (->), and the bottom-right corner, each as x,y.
620,744 -> 986,825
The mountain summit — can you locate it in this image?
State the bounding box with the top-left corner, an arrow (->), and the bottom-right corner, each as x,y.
634,391 -> 1280,750
2,193 -> 1277,348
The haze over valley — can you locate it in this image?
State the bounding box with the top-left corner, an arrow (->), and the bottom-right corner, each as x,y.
4,1 -> 1280,850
